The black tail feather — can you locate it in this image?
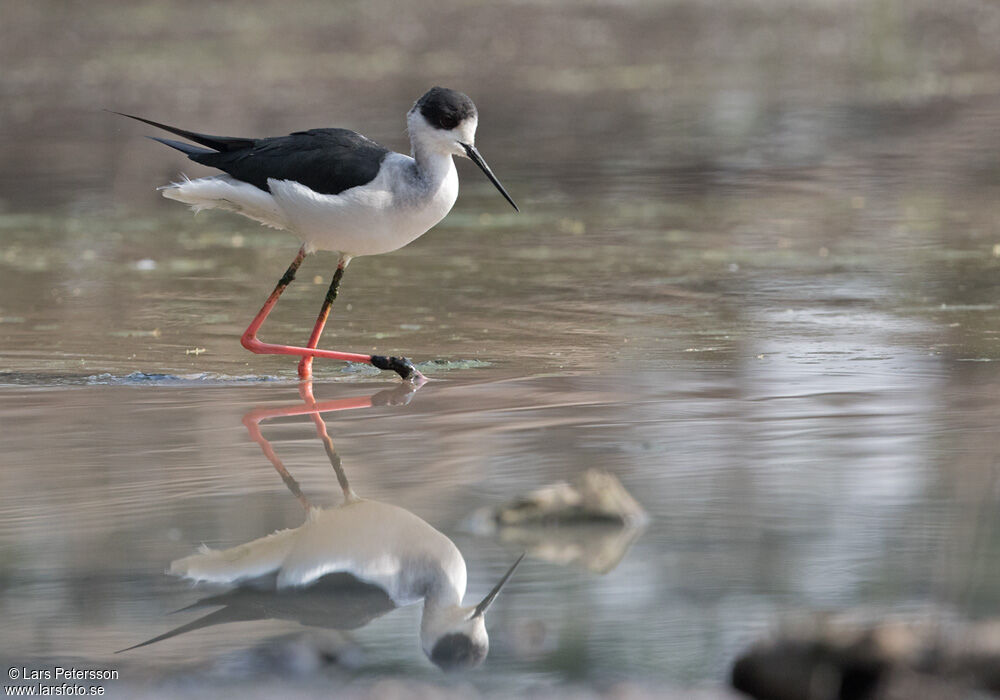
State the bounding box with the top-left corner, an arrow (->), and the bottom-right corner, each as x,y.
108,110 -> 255,152
148,136 -> 214,156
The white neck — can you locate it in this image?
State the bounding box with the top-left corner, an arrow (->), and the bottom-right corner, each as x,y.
411,141 -> 456,190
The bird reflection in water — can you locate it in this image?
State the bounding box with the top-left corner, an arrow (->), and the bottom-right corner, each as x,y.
121,381 -> 523,670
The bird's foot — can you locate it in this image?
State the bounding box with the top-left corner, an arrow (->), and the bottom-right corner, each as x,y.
370,355 -> 426,385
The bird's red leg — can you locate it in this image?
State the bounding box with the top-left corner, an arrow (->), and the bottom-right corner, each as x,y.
240,248 -> 425,382
297,259 -> 348,380
240,246 -> 313,356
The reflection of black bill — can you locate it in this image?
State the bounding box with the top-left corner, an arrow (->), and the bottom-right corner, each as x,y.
473,553 -> 525,618
462,143 -> 519,212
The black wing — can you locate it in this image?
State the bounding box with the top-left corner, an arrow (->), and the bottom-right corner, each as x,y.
193,129 -> 390,195
115,112 -> 390,196
116,572 -> 396,652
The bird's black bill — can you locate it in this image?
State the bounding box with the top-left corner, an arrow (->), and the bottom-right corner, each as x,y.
462,143 -> 519,212
472,553 -> 525,618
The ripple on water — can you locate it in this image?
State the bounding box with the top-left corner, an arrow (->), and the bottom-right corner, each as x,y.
0,361 -> 495,387
0,371 -> 285,387
84,372 -> 288,385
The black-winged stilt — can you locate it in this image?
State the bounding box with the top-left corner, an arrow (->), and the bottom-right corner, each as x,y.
116,87 -> 518,382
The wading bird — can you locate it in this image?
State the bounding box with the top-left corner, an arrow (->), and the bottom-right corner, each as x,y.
117,87 -> 518,382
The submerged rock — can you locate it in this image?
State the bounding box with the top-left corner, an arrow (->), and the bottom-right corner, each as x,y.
731,614 -> 1000,700
488,521 -> 645,574
466,469 -> 647,573
482,469 -> 647,527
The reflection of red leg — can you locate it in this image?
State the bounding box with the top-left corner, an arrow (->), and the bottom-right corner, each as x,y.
298,260 -> 348,380
241,411 -> 313,511
243,381 -> 410,507
243,381 -> 421,504
299,383 -> 358,502
243,389 -> 374,427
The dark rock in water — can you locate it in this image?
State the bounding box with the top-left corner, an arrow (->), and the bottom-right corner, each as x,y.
731,615 -> 1000,700
732,638 -> 887,700
466,469 -> 647,573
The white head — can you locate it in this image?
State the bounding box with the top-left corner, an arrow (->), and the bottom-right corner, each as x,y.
407,87 -> 519,212
419,554 -> 524,671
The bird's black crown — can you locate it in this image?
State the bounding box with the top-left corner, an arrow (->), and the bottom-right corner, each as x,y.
429,632 -> 487,670
415,87 -> 477,131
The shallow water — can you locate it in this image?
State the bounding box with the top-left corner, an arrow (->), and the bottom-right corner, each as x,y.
3,1 -> 1000,697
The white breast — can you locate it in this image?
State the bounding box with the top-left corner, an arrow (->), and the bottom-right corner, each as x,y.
269,153 -> 459,257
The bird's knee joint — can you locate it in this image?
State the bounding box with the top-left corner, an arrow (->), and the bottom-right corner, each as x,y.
241,333 -> 262,352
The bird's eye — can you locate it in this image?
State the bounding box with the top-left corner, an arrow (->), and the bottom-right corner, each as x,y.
439,115 -> 458,129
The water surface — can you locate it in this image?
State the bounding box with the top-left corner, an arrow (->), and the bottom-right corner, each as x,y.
2,1 -> 1000,697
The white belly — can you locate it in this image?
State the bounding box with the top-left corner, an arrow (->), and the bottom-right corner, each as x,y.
161,153 -> 459,258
